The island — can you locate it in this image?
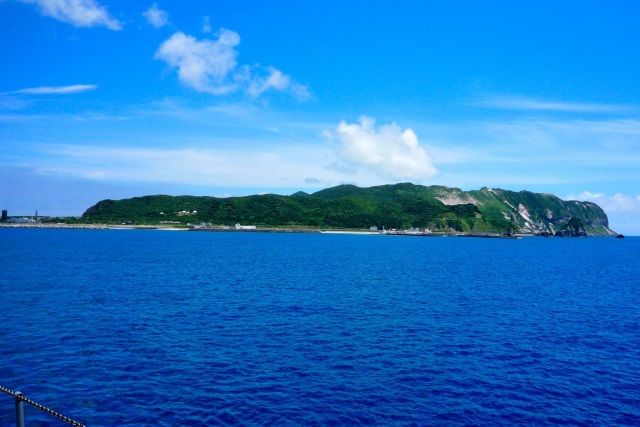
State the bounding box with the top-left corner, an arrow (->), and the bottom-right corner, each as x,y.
33,183 -> 614,237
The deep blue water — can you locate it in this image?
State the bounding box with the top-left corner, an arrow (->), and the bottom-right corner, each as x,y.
1,229 -> 639,426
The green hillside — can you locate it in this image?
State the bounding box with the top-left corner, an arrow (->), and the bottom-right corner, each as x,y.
80,183 -> 615,235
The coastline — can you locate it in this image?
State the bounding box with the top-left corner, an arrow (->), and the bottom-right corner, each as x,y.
0,223 -> 178,231
0,223 -> 110,230
1,223 -> 625,237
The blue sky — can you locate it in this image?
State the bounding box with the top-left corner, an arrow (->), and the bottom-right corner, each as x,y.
1,1 -> 639,234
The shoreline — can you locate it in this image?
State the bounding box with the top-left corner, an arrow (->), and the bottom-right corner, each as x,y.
0,223 -> 177,231
0,223 -> 624,237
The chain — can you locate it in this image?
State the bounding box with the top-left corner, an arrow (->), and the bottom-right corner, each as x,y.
0,385 -> 14,395
1,385 -> 86,427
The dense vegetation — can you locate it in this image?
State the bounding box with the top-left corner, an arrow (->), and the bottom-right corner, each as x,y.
79,183 -> 614,235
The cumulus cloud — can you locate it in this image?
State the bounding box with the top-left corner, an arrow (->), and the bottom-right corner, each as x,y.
155,30 -> 241,95
155,30 -> 309,99
143,3 -> 168,28
566,191 -> 640,214
11,84 -> 98,95
19,0 -> 121,30
334,116 -> 437,181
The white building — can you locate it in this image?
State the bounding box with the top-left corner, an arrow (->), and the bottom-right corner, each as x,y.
235,223 -> 257,230
8,217 -> 37,223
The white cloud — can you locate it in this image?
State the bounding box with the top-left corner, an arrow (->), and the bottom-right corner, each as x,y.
464,118 -> 640,163
10,84 -> 98,95
566,191 -> 640,214
19,133 -> 421,191
474,96 -> 632,113
19,0 -> 121,30
334,116 -> 437,181
33,144 -> 340,188
248,67 -> 290,97
565,191 -> 640,235
0,85 -> 98,111
155,30 -> 309,99
247,67 -> 309,99
155,30 -> 241,95
143,3 -> 168,28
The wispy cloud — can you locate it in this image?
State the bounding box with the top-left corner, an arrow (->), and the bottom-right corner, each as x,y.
18,0 -> 122,30
479,118 -> 640,154
32,144 -> 342,188
0,84 -> 98,111
565,191 -> 640,234
155,30 -> 309,99
0,97 -> 32,111
8,84 -> 98,95
202,16 -> 212,34
143,3 -> 168,29
4,98 -> 638,215
401,116 -> 640,191
474,96 -> 632,113
566,191 -> 640,214
247,66 -> 310,99
332,116 -> 437,181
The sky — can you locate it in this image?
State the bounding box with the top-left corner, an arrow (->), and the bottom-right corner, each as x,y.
1,1 -> 639,234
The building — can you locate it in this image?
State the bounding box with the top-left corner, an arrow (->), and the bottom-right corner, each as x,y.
7,217 -> 36,224
235,223 -> 257,230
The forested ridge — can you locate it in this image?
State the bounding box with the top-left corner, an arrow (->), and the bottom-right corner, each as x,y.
79,183 -> 613,234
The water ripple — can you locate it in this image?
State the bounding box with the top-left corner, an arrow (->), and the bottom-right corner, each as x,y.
1,230 -> 639,426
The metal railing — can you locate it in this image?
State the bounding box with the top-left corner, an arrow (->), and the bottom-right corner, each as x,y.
1,385 -> 85,427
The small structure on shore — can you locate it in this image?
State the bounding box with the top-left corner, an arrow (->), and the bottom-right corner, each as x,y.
7,217 -> 37,224
235,223 -> 257,230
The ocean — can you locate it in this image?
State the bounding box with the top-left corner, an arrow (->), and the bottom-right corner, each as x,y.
1,229 -> 639,426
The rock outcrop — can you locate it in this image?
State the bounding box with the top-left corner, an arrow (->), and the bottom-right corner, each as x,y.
554,217 -> 588,237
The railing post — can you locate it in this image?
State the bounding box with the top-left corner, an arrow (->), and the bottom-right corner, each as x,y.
14,391 -> 25,427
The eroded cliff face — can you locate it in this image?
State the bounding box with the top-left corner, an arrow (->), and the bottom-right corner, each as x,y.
439,187 -> 615,235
